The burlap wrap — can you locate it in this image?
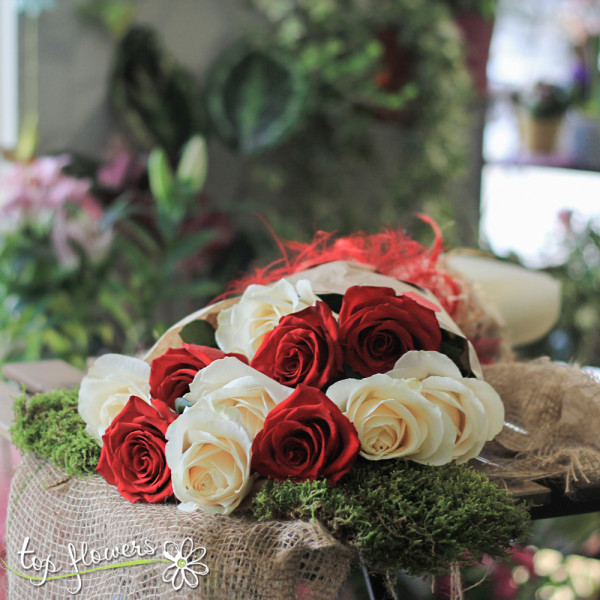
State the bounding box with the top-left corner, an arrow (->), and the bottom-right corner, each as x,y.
6,454 -> 353,600
483,358 -> 600,492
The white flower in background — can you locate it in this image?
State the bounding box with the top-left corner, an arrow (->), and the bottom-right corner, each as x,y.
390,351 -> 505,463
165,408 -> 252,515
185,357 -> 293,439
215,278 -> 317,358
327,374 -> 456,465
78,354 -> 151,441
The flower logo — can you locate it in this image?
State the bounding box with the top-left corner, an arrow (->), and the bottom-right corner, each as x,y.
162,538 -> 209,591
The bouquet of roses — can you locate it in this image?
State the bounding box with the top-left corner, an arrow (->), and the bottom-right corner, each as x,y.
7,227 -> 531,599
78,258 -> 505,516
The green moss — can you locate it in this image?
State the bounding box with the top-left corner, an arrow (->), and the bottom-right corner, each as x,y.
251,458 -> 529,577
10,388 -> 100,476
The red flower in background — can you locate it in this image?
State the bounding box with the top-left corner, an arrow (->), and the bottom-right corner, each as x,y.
251,385 -> 360,485
150,343 -> 246,410
250,301 -> 343,389
339,286 -> 442,377
97,396 -> 176,503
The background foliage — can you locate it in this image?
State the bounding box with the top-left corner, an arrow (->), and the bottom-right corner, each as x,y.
1,0 -> 485,367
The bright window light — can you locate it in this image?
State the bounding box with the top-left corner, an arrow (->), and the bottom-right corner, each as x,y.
481,164 -> 600,267
0,0 -> 19,150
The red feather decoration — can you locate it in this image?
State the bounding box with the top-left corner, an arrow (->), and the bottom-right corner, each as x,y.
224,216 -> 462,316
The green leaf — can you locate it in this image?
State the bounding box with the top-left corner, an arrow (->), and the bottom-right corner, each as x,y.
109,26 -> 206,158
175,397 -> 192,414
165,229 -> 218,268
148,147 -> 175,209
179,319 -> 217,347
440,330 -> 475,377
317,293 -> 343,314
206,43 -> 310,154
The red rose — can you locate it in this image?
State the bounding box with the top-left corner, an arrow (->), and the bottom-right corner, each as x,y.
97,395 -> 176,503
150,343 -> 245,410
251,385 -> 360,485
250,301 -> 343,389
339,285 -> 442,377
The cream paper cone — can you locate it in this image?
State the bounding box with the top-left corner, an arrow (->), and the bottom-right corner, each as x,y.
445,253 -> 561,347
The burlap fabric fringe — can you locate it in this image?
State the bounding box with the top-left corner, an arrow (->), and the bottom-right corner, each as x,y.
482,358 -> 600,493
6,454 -> 353,600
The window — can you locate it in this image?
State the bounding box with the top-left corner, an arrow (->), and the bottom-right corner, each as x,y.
0,0 -> 19,150
480,0 -> 600,267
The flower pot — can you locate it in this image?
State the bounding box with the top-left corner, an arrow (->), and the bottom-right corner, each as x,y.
519,114 -> 563,155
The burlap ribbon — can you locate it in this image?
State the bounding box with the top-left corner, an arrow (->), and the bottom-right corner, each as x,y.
6,455 -> 353,600
482,358 -> 600,492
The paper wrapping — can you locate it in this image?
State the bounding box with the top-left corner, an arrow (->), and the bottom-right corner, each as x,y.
445,253 -> 561,346
145,261 -> 483,379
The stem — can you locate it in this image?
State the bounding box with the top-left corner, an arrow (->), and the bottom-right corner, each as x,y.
359,551 -> 376,600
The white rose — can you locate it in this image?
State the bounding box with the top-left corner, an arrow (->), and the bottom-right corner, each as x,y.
326,374 -> 455,465
390,351 -> 504,462
78,353 -> 151,442
185,357 -> 293,439
215,278 -> 317,358
165,408 -> 252,515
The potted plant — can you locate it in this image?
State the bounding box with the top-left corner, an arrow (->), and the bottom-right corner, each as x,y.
519,82 -> 570,155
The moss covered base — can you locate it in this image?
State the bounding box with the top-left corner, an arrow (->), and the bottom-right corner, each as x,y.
251,458 -> 529,576
10,388 -> 100,476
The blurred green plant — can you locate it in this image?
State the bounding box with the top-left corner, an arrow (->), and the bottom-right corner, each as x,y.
129,136 -> 225,327
0,154 -> 125,368
522,82 -> 571,120
0,135 -> 253,368
93,133 -> 254,353
211,0 -> 474,243
109,25 -> 207,160
97,2 -> 474,246
205,43 -> 310,155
